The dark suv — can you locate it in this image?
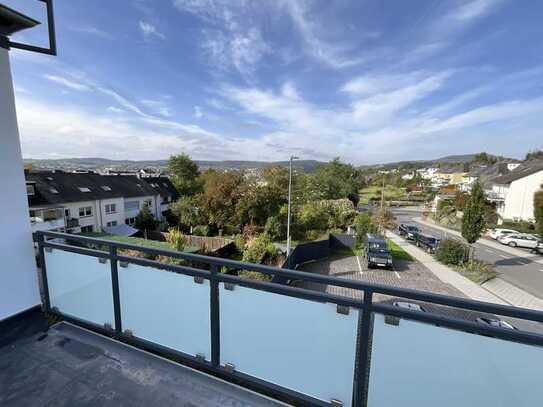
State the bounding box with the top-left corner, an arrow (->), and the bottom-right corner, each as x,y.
414,233 -> 440,253
398,223 -> 421,240
364,234 -> 393,269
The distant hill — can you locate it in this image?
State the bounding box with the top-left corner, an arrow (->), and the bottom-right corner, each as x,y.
361,153 -> 517,171
23,157 -> 325,173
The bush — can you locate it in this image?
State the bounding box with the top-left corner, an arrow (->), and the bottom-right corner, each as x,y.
435,239 -> 468,266
192,224 -> 210,236
242,234 -> 278,265
264,216 -> 283,241
353,212 -> 378,247
166,228 -> 186,251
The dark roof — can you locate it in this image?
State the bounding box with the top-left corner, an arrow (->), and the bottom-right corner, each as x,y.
26,171 -> 158,207
488,161 -> 543,185
142,176 -> 179,201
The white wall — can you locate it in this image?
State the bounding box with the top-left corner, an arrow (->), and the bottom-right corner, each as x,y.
503,170 -> 543,222
98,197 -> 125,228
0,48 -> 41,320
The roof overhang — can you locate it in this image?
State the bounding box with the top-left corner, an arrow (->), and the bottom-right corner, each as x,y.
0,4 -> 40,36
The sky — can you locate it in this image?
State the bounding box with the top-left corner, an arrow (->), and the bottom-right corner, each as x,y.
6,0 -> 543,164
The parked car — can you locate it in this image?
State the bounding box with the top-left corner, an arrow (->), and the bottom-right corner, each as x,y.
497,233 -> 540,249
476,317 -> 516,330
393,301 -> 426,312
414,233 -> 440,253
364,234 -> 393,269
398,224 -> 421,239
531,241 -> 543,255
488,228 -> 518,240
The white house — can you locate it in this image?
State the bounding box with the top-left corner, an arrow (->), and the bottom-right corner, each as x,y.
25,172 -> 178,234
486,162 -> 543,223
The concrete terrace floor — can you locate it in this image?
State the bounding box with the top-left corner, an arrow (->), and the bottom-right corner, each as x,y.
0,322 -> 288,407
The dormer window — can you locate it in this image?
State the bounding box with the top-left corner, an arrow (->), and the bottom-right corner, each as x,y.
49,188 -> 59,194
78,187 -> 91,192
26,184 -> 35,196
101,186 -> 112,191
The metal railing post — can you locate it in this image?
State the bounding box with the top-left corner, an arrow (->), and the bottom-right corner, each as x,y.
353,291 -> 374,407
210,264 -> 220,366
109,245 -> 122,336
36,232 -> 51,313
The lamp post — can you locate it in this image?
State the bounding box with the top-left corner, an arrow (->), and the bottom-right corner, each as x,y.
286,155 -> 299,267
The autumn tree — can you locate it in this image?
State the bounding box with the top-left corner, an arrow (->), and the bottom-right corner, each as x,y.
461,181 -> 487,261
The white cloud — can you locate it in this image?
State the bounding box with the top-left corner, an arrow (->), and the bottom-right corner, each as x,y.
194,105 -> 203,118
451,0 -> 502,21
44,74 -> 91,91
139,21 -> 166,40
69,25 -> 112,39
107,106 -> 125,114
141,99 -> 173,117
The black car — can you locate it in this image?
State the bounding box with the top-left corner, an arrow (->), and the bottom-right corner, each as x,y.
398,223 -> 421,240
364,234 -> 393,269
414,233 -> 440,253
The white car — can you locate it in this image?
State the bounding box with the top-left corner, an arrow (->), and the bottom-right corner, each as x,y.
488,228 -> 517,240
497,234 -> 540,249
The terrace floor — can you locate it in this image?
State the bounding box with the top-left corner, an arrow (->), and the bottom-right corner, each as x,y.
0,321 -> 288,407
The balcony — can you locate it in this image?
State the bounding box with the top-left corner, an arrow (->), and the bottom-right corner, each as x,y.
29,208 -> 65,232
65,217 -> 79,229
4,231 -> 543,406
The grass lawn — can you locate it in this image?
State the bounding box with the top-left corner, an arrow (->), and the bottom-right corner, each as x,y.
81,232 -> 200,253
359,185 -> 407,205
387,239 -> 414,261
454,264 -> 498,285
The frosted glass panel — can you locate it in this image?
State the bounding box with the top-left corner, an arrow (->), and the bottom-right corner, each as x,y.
119,263 -> 211,359
368,314 -> 543,407
46,249 -> 114,327
220,284 -> 359,406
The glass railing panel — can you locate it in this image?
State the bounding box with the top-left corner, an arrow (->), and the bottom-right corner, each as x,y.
118,263 -> 211,360
368,313 -> 543,406
45,249 -> 114,327
219,284 -> 359,406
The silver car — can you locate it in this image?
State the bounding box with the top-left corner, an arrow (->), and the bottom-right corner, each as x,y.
497,233 -> 540,249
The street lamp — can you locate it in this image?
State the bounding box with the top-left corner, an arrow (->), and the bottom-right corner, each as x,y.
286,155 -> 299,267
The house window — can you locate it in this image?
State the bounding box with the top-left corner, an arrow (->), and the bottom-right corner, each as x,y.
143,199 -> 152,208
26,184 -> 35,196
105,203 -> 116,214
49,188 -> 59,194
81,225 -> 93,233
125,201 -> 139,211
101,186 -> 112,191
106,221 -> 117,227
78,187 -> 91,192
125,217 -> 136,225
64,208 -> 70,218
79,206 -> 92,217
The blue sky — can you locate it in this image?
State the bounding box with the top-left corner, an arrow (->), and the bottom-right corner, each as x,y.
7,0 -> 543,164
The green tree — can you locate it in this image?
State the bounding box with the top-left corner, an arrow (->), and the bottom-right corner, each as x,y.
168,153 -> 202,196
353,212 -> 378,247
264,216 -> 283,241
166,228 -> 186,251
306,158 -> 361,205
526,149 -> 543,161
170,196 -> 202,232
134,206 -> 158,238
461,181 -> 487,261
535,188 -> 543,239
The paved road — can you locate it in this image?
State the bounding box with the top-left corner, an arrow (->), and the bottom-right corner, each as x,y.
392,209 -> 543,300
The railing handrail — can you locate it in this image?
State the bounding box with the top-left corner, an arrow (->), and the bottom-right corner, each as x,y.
36,230 -> 543,324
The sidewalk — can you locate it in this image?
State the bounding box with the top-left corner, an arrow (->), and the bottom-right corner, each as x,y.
388,231 -> 543,311
416,217 -> 543,265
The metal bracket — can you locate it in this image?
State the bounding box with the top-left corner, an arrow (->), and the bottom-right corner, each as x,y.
44,247 -> 52,253
330,399 -> 343,407
384,315 -> 400,326
224,363 -> 236,373
224,283 -> 235,291
123,329 -> 134,337
194,276 -> 204,284
98,257 -> 107,264
119,261 -> 128,268
104,323 -> 113,331
337,305 -> 350,315
195,353 -> 206,362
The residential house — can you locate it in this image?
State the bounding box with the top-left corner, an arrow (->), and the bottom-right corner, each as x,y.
486,161 -> 543,223
141,176 -> 179,218
25,171 -> 166,233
